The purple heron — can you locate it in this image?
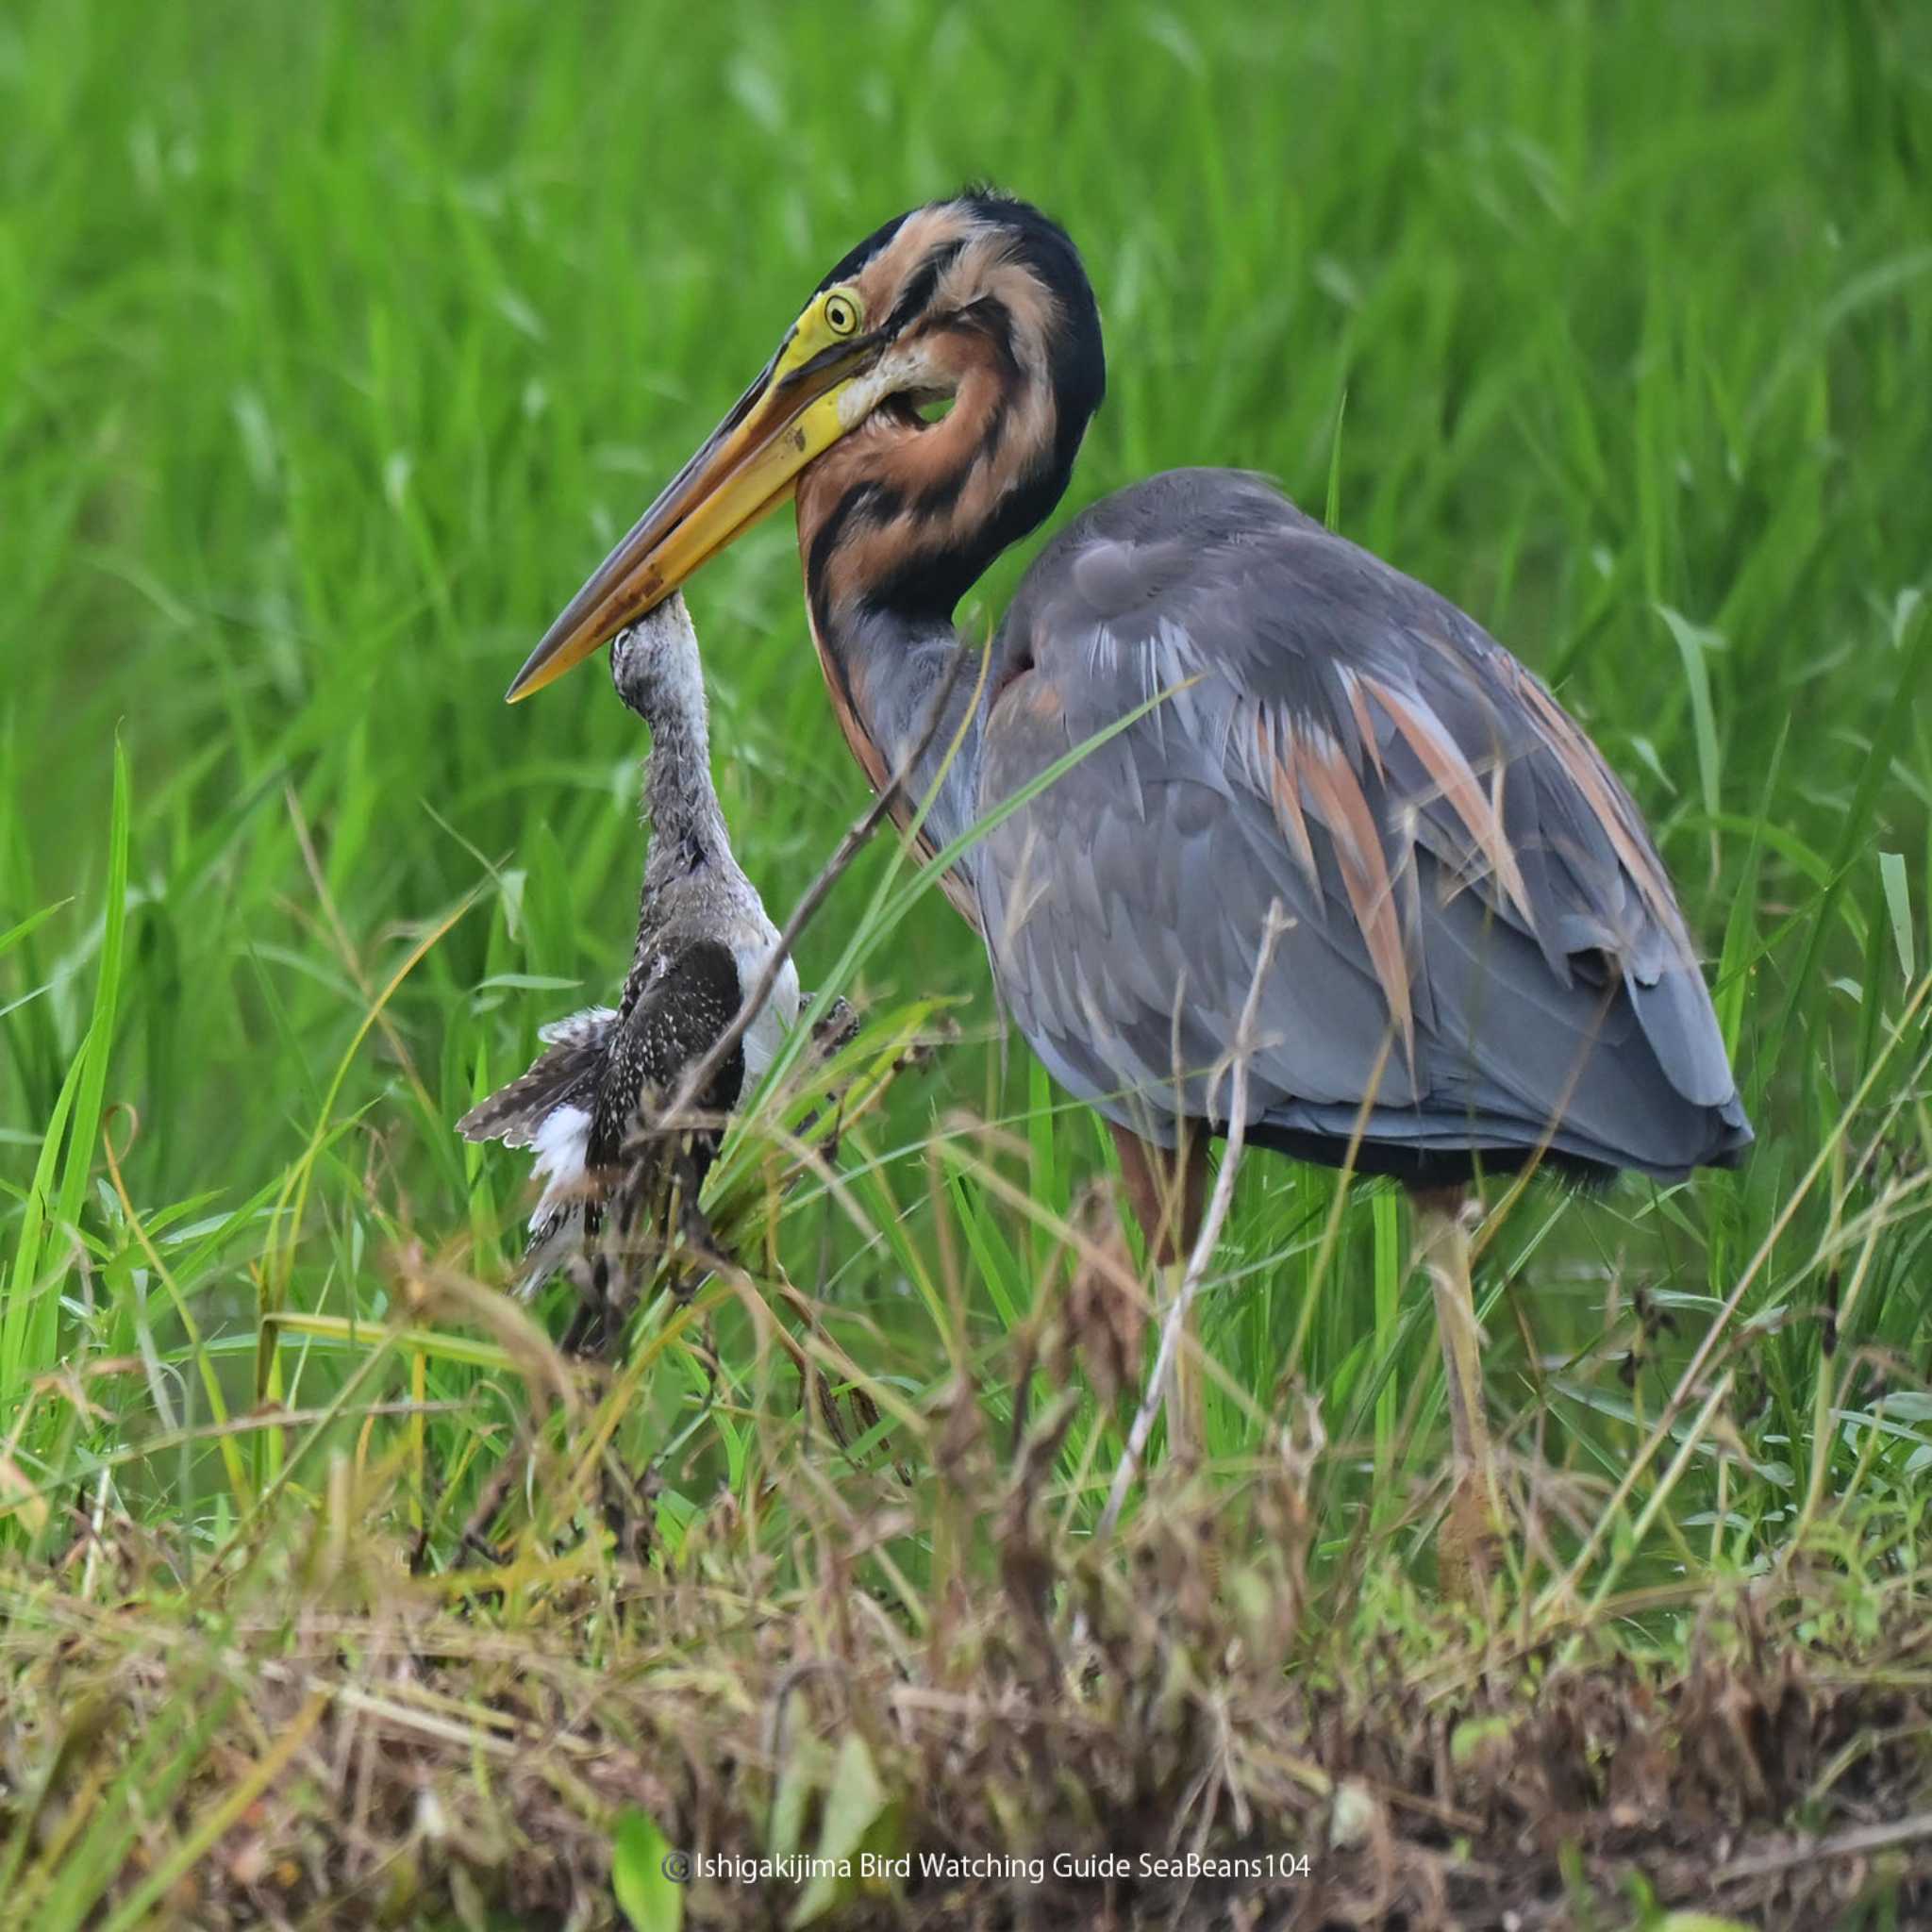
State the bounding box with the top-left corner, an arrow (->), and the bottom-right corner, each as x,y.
504,192 -> 1751,1549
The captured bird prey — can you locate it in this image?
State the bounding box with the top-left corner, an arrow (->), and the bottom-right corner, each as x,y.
502,191 -> 1751,1559
460,594 -> 802,1348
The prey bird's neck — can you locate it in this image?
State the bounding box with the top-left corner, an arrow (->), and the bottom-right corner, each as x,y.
622,648 -> 740,984
641,696 -> 727,882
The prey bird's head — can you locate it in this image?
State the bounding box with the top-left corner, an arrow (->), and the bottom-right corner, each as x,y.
508,191 -> 1105,700
608,591 -> 705,730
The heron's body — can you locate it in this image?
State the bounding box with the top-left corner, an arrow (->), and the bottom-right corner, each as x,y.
461,597 -> 800,1314
508,191 -> 1751,1557
816,465 -> 1749,1190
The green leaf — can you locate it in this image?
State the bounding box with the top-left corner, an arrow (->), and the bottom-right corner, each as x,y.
1878,851 -> 1914,983
791,1733 -> 889,1928
610,1807 -> 684,1932
767,1735 -> 829,1862
1,1043 -> 83,1399
1654,605 -> 1724,823
1449,1713 -> 1513,1767
56,740 -> 131,1232
1324,384 -> 1348,530
815,1733 -> 888,1865
4,741 -> 138,1400
1649,1917 -> 1757,1932
0,897 -> 69,962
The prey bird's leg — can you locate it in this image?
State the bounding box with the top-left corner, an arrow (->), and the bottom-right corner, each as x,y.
1410,1184 -> 1501,1592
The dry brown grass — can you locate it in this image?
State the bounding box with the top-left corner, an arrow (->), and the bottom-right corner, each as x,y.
6,1351 -> 1930,1931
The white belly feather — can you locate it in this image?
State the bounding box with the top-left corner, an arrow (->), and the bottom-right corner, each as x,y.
527,1102 -> 592,1228
737,942 -> 802,1087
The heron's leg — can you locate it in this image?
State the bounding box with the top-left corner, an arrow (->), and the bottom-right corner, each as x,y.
1410,1184 -> 1500,1591
1109,1121 -> 1208,1264
1109,1122 -> 1209,1451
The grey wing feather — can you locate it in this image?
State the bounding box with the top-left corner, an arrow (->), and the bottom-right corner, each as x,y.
457,1006 -> 617,1148
980,470 -> 1749,1178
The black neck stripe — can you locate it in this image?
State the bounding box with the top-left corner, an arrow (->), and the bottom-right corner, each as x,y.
884,238 -> 969,337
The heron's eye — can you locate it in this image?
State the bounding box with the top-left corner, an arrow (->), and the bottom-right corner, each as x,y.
823,290 -> 860,337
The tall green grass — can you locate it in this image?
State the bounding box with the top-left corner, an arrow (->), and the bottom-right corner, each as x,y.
2,0 -> 1930,1623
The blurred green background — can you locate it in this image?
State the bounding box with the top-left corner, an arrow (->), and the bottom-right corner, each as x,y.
4,0 -> 1930,1536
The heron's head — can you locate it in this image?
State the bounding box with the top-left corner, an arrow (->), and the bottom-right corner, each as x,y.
509,191 -> 1105,700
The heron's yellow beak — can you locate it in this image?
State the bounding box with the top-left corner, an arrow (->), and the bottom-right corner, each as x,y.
508,292 -> 882,701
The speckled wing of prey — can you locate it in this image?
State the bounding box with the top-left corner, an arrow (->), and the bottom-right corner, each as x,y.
458,942 -> 746,1312
974,470 -> 1751,1184
456,1005 -> 618,1296
456,1007 -> 615,1152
